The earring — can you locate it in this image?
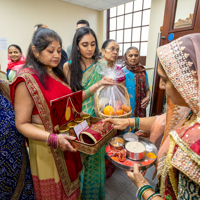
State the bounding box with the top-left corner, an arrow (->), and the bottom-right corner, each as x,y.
36,57 -> 39,61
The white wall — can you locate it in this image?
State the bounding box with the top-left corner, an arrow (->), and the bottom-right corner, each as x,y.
145,0 -> 165,87
0,0 -> 102,72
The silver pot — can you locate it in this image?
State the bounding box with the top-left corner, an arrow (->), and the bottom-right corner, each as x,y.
125,141 -> 146,160
123,132 -> 138,142
109,137 -> 125,150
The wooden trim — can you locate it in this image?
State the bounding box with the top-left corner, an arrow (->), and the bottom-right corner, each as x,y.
107,9 -> 110,39
169,0 -> 199,32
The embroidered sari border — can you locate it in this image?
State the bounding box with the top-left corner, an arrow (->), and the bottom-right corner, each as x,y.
169,130 -> 200,165
19,71 -> 80,196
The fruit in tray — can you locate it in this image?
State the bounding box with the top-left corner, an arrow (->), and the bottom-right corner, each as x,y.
104,105 -> 115,115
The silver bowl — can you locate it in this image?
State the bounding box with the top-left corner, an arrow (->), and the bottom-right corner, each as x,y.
123,132 -> 138,142
109,137 -> 125,150
125,141 -> 146,160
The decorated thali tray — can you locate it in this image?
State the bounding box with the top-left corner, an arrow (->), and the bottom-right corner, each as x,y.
106,135 -> 158,170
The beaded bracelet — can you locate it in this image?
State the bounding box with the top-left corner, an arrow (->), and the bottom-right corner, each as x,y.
85,88 -> 93,97
147,193 -> 161,200
46,133 -> 59,149
136,184 -> 154,200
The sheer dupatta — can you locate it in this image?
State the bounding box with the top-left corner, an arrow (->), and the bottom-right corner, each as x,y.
9,68 -> 82,198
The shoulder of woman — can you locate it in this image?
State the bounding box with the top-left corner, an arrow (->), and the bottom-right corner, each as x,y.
63,62 -> 70,71
97,59 -> 108,66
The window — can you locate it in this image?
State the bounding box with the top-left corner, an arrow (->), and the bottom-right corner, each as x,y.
107,0 -> 151,58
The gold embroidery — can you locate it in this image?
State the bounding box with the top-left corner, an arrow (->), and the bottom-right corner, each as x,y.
90,123 -> 110,136
17,70 -> 80,196
160,136 -> 178,198
170,128 -> 200,165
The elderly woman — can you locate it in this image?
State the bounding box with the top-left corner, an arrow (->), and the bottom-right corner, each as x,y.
7,44 -> 25,81
123,47 -> 150,118
104,33 -> 200,200
101,39 -> 126,84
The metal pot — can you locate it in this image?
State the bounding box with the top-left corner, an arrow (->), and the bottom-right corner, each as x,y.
109,137 -> 125,150
123,132 -> 138,142
125,141 -> 146,160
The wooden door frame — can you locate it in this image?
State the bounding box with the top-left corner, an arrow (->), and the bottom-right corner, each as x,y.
150,0 -> 200,116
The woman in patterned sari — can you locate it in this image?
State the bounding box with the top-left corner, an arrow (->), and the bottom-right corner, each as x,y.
0,79 -> 35,199
104,33 -> 200,199
63,27 -> 114,200
10,28 -> 82,200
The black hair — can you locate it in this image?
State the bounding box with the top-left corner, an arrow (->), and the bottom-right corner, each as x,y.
34,24 -> 44,29
24,28 -> 68,88
77,20 -> 90,27
101,39 -> 116,49
125,46 -> 139,55
8,44 -> 22,53
69,27 -> 99,92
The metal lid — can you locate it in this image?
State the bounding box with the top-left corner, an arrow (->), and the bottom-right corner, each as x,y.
81,114 -> 90,119
58,125 -> 69,133
74,117 -> 84,123
67,122 -> 77,128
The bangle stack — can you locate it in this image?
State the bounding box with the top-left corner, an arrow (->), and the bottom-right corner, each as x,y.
46,133 -> 59,149
85,88 -> 93,97
147,193 -> 161,200
136,184 -> 161,200
136,184 -> 154,200
134,117 -> 140,130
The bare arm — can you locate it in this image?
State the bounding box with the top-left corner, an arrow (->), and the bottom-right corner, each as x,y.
126,164 -> 163,200
141,89 -> 151,109
14,82 -> 76,152
103,116 -> 156,132
63,62 -> 71,84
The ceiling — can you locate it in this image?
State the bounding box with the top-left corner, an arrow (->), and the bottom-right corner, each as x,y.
61,0 -> 134,11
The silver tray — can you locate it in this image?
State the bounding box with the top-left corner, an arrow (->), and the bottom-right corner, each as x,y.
106,136 -> 158,170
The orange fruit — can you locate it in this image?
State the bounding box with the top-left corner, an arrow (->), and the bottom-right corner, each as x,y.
104,105 -> 115,116
115,109 -> 124,116
122,104 -> 131,112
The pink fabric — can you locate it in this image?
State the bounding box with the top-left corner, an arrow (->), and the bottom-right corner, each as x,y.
7,54 -> 26,74
115,65 -> 126,83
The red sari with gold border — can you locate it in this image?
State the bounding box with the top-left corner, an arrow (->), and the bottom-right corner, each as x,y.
10,68 -> 82,200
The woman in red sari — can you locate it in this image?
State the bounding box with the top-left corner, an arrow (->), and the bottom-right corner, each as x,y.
10,28 -> 82,200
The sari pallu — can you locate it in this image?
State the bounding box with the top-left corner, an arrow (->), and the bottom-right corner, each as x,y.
80,60 -> 106,200
123,65 -> 149,118
155,34 -> 200,199
10,68 -> 82,200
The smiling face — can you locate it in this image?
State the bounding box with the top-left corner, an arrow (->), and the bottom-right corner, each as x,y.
78,33 -> 96,59
8,46 -> 22,62
158,61 -> 188,107
126,48 -> 140,66
33,40 -> 62,70
101,41 -> 119,63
